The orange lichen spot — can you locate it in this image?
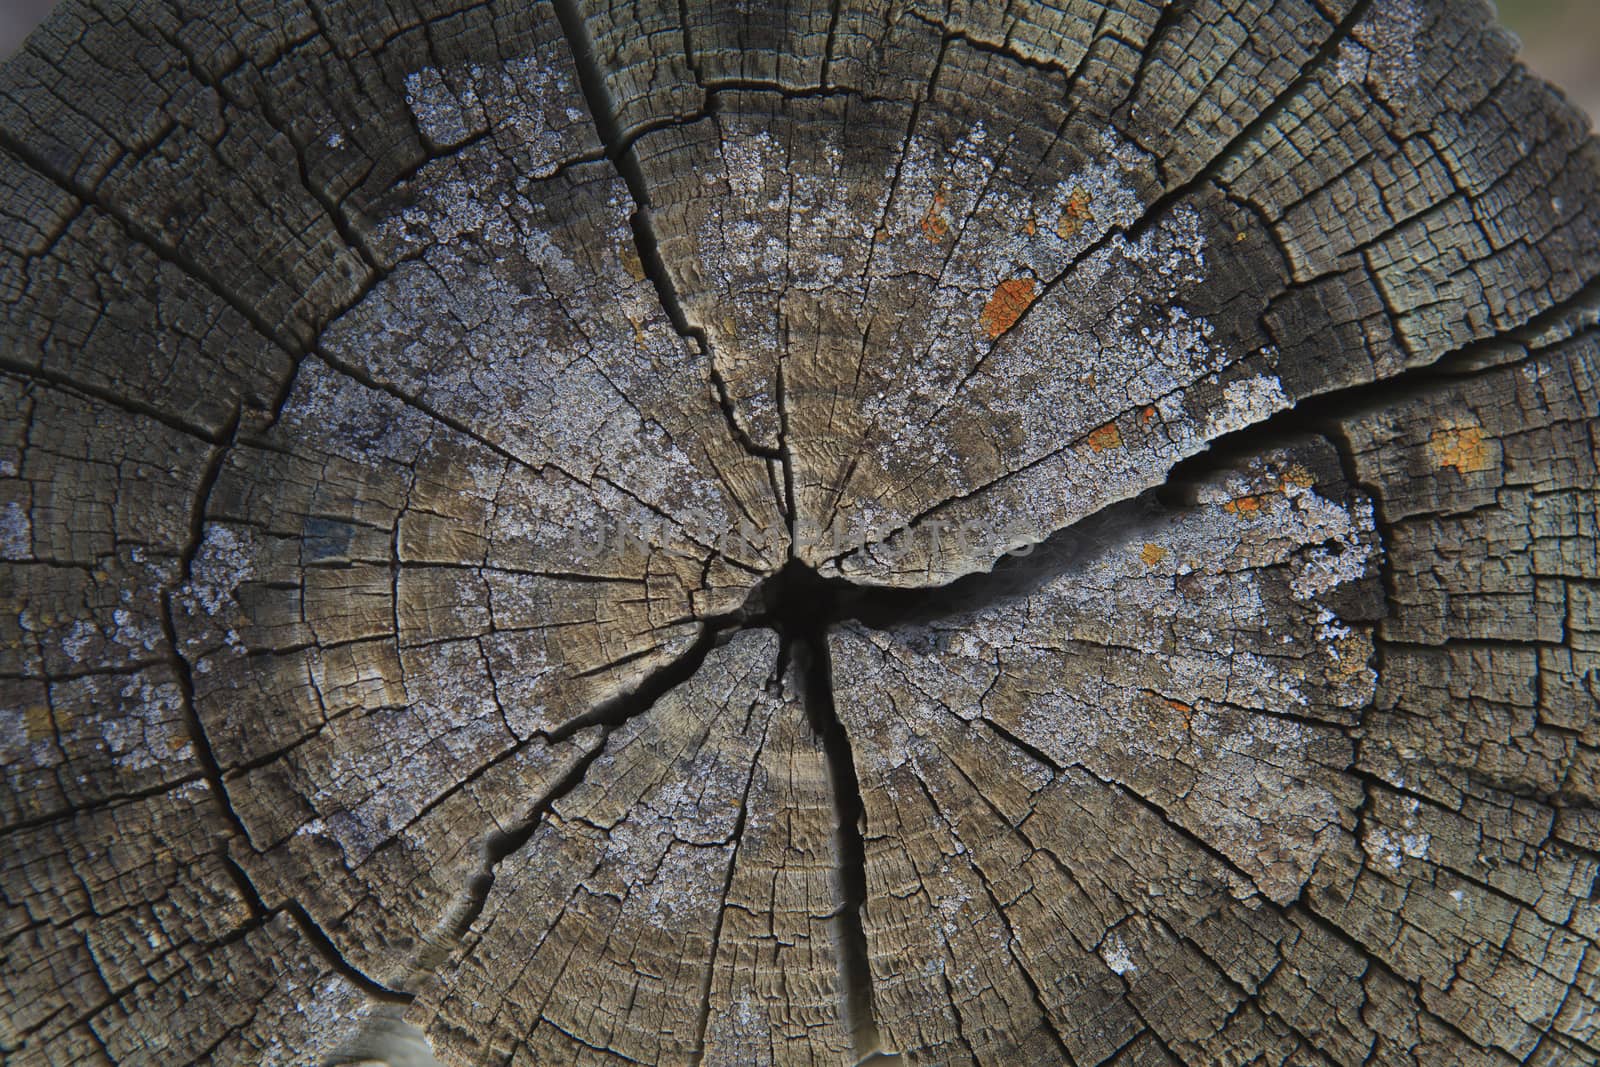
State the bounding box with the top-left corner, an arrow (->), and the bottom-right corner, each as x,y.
1024,217 -> 1037,236
1139,405 -> 1157,425
1223,494 -> 1263,515
874,226 -> 889,242
619,244 -> 646,282
981,277 -> 1037,339
1282,463 -> 1316,489
1428,423 -> 1491,474
1328,632 -> 1376,680
920,187 -> 951,244
1140,542 -> 1168,566
1087,422 -> 1122,452
1056,186 -> 1094,240
1142,689 -> 1194,719
1145,692 -> 1195,729
1236,231 -> 1248,242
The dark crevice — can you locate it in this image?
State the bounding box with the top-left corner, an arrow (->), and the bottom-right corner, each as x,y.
977,716 -> 1066,778
903,11 -> 1088,82
436,731 -> 607,947
403,606 -> 751,988
773,353 -> 799,541
1164,277 -> 1600,499
1123,0 -> 1194,108
548,611 -> 745,742
551,0 -> 787,489
142,18 -> 385,278
933,964 -> 980,1063
153,408 -> 409,1005
905,772 -> 1080,1066
24,3 -> 1593,1054
0,130 -> 309,358
0,774 -> 211,839
306,346 -> 737,561
834,265 -> 1600,598
1127,0 -> 1378,210
0,355 -> 228,444
220,851 -> 270,922
159,413 -> 251,846
930,0 -> 1377,399
677,0 -> 705,86
684,282 -> 1600,1062
285,901 -> 412,1005
688,721 -> 762,1065
820,0 -> 845,85
792,489 -> 1174,630
350,606 -> 801,1051
759,564 -> 887,1062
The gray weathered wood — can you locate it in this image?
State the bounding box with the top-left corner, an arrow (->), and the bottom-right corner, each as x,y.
2,0 -> 1598,1063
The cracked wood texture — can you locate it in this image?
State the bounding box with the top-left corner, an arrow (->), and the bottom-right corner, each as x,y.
2,0 -> 1599,1063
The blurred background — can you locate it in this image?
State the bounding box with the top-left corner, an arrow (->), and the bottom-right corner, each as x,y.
1,1 -> 54,61
0,0 -> 1594,118
1499,0 -> 1600,119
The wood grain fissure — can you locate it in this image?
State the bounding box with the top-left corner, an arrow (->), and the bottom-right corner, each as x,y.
552,0 -> 789,481
5,0 -> 1600,1063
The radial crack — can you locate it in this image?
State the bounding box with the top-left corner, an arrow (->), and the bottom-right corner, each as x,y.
828,261 -> 1600,588
785,623 -> 887,1061
1125,0 -> 1380,203
382,604 -> 755,1009
156,407 -> 408,1004
550,0 -> 789,495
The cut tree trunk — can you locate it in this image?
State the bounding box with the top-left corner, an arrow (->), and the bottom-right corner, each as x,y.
3,0 -> 1599,1064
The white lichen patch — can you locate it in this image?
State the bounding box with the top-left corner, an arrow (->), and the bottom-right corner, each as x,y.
0,498 -> 30,559
653,109 -> 1264,579
1100,932 -> 1137,976
183,525 -> 256,618
868,201 -> 1212,440
703,994 -> 775,1067
809,124 -> 1293,581
109,605 -> 164,655
1201,372 -> 1290,438
1365,826 -> 1432,871
1336,0 -> 1423,104
826,208 -> 1233,574
833,447 -> 1378,905
59,619 -> 96,662
1292,504 -> 1378,599
405,54 -> 592,175
323,129 -> 778,569
1364,795 -> 1433,872
19,552 -> 174,675
98,673 -> 191,772
405,66 -> 475,146
858,128 -> 1167,437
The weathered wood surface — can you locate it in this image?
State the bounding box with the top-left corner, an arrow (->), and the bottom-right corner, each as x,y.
2,0 -> 1598,1063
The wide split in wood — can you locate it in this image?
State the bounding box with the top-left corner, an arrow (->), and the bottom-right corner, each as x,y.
3,1 -> 1600,1064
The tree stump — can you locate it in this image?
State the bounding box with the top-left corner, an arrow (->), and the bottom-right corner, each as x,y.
3,0 -> 1599,1063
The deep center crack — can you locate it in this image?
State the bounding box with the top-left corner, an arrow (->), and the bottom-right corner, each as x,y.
757,563 -> 889,1062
